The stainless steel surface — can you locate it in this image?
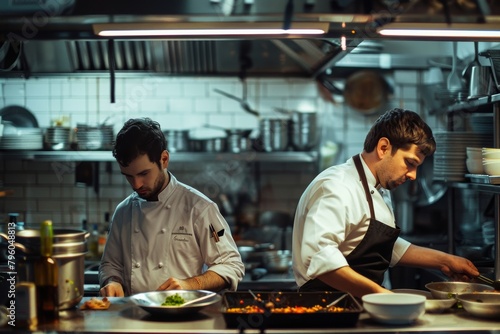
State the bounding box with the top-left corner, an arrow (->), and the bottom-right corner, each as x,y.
26,296 -> 500,333
259,118 -> 289,152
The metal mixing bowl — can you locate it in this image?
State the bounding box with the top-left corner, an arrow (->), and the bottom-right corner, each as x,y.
458,292 -> 500,319
425,282 -> 494,299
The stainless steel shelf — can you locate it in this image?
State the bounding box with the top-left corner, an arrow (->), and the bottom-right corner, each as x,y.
0,150 -> 319,163
451,181 -> 500,194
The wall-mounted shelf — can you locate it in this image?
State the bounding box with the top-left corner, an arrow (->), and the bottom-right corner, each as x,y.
0,150 -> 319,163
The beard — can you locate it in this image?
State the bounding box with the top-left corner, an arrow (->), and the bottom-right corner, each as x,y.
386,177 -> 407,190
137,172 -> 167,201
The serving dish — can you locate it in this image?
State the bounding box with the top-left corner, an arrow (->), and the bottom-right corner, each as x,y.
458,292 -> 500,319
362,293 -> 426,325
425,282 -> 494,299
129,290 -> 221,316
221,291 -> 362,329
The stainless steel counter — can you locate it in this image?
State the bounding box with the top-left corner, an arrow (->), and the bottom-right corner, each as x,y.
7,297 -> 500,334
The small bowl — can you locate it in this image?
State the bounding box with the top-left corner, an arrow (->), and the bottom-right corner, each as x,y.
466,158 -> 484,174
425,282 -> 494,300
362,293 -> 426,325
458,292 -> 500,319
482,160 -> 500,176
425,298 -> 457,313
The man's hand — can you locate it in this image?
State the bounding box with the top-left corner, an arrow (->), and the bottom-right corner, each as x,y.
100,281 -> 125,297
157,277 -> 196,291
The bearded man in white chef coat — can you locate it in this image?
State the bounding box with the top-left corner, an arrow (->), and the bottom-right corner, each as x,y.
99,117 -> 244,297
292,108 -> 480,298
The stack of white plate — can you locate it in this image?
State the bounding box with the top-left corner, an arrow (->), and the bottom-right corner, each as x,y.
0,126 -> 43,150
433,131 -> 492,182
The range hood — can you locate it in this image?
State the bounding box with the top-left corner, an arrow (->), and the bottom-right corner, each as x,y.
0,0 -> 499,78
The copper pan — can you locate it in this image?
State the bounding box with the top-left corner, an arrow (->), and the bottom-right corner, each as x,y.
343,70 -> 391,115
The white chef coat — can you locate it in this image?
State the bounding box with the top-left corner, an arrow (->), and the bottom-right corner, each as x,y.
292,155 -> 411,288
99,173 -> 245,295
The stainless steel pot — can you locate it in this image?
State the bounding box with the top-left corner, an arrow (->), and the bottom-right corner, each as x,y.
290,111 -> 318,151
259,118 -> 289,152
163,130 -> 189,152
189,137 -> 226,152
1,229 -> 88,310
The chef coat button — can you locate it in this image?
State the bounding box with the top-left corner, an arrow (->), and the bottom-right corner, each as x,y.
166,204 -> 172,209
135,263 -> 141,268
158,262 -> 163,268
161,228 -> 166,233
135,228 -> 139,233
371,190 -> 375,194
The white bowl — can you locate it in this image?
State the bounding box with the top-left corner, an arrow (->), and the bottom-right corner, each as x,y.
425,298 -> 457,313
482,160 -> 500,175
466,158 -> 484,174
482,148 -> 500,159
362,293 -> 426,325
466,147 -> 482,159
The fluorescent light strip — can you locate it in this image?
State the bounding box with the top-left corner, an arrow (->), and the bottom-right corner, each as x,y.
98,28 -> 326,37
379,29 -> 500,38
378,23 -> 500,38
93,22 -> 328,37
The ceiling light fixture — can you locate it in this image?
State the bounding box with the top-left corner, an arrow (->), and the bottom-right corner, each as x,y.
378,22 -> 500,38
93,22 -> 329,37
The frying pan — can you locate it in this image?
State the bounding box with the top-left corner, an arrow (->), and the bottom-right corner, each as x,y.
0,105 -> 38,127
343,70 -> 391,115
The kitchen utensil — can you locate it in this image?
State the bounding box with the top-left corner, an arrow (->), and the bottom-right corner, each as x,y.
213,88 -> 259,117
326,293 -> 347,307
0,105 -> 39,128
343,70 -> 390,115
458,292 -> 500,319
362,293 -> 426,325
222,291 -> 363,329
129,290 -> 221,316
1,228 -> 89,310
462,41 -> 480,83
447,41 -> 463,92
476,274 -> 500,290
180,292 -> 216,307
468,65 -> 494,99
258,117 -> 289,152
162,129 -> 189,153
425,282 -> 494,300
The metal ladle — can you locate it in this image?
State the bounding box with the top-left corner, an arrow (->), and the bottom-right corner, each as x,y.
476,275 -> 500,291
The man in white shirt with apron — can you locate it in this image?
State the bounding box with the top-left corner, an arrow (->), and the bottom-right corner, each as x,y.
293,108 -> 480,298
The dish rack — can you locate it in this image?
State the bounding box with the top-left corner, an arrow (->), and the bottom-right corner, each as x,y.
481,49 -> 500,91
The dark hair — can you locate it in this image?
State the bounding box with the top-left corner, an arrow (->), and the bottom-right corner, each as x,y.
363,108 -> 436,156
112,118 -> 167,168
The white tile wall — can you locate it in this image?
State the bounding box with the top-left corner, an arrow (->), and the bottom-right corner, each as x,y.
0,73 -> 432,231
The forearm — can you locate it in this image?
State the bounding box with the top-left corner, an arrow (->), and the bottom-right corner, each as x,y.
398,244 -> 447,269
189,270 -> 229,291
317,266 -> 391,298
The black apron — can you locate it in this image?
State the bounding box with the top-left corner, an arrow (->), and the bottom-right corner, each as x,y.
299,154 -> 400,292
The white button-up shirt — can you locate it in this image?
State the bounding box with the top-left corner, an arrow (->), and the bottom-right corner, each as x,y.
292,155 -> 411,288
99,173 -> 245,295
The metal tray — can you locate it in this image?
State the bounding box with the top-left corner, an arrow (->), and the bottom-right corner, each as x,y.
221,291 -> 362,329
465,174 -> 500,184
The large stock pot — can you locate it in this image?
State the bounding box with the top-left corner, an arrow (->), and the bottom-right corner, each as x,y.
0,229 -> 88,310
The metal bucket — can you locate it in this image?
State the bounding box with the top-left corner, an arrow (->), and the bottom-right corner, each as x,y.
1,229 -> 88,309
